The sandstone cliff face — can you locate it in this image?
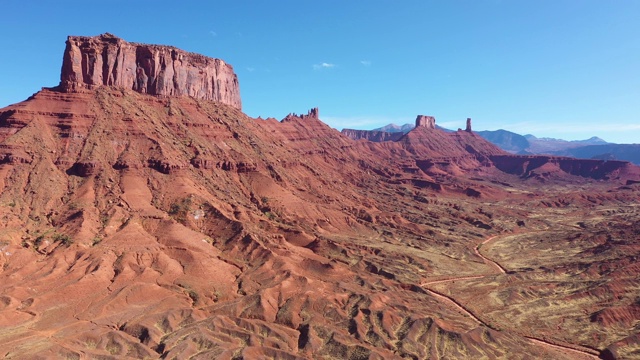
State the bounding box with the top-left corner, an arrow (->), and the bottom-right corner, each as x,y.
415,115 -> 436,129
489,155 -> 639,180
60,33 -> 241,109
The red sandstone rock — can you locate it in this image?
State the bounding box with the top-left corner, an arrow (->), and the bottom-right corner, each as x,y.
415,115 -> 436,129
0,35 -> 639,359
281,107 -> 320,122
60,33 -> 241,109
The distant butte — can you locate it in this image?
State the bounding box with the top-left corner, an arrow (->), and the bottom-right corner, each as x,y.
415,115 -> 436,129
59,33 -> 242,109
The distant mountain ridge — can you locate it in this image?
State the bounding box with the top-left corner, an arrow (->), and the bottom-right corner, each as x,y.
373,123 -> 414,133
366,123 -> 639,165
553,144 -> 640,165
475,130 -> 530,154
372,123 -> 451,133
525,135 -> 608,144
524,134 -> 608,153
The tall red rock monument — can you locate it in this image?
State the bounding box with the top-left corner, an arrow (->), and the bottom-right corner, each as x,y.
415,115 -> 436,129
59,33 -> 242,109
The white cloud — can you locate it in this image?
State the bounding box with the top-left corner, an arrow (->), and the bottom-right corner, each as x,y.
246,67 -> 255,72
360,60 -> 371,66
313,62 -> 336,70
209,31 -> 217,37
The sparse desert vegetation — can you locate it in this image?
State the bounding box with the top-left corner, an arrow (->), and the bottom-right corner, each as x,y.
0,34 -> 638,359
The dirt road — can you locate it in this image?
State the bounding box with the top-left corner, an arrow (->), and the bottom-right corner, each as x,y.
421,233 -> 601,359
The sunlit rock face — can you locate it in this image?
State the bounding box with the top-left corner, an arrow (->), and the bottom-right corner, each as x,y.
60,33 -> 242,109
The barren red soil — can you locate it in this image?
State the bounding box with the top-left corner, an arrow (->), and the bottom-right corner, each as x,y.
0,87 -> 638,359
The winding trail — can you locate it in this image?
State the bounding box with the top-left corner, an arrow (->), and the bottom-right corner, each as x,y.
420,233 -> 601,359
474,235 -> 507,274
422,288 -> 483,324
526,337 -> 600,359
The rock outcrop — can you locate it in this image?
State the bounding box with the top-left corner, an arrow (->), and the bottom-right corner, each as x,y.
415,115 -> 436,129
465,118 -> 472,132
489,155 -> 640,180
282,107 -> 320,121
59,33 -> 241,109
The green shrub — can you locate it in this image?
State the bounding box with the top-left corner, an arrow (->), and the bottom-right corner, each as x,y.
168,197 -> 193,224
187,289 -> 199,303
53,233 -> 73,246
92,236 -> 102,246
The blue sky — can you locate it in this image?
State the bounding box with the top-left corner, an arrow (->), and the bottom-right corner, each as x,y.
1,1 -> 639,143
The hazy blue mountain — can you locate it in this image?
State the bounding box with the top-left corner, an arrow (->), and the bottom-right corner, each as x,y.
372,123 -> 455,133
373,123 -> 414,133
524,135 -> 608,153
550,144 -> 640,165
524,135 -> 607,144
476,130 -> 530,153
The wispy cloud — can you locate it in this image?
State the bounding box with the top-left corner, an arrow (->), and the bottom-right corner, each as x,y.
313,62 -> 336,70
209,31 -> 217,37
360,60 -> 371,66
246,67 -> 255,72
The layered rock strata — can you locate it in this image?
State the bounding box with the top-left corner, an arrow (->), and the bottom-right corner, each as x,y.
59,33 -> 241,109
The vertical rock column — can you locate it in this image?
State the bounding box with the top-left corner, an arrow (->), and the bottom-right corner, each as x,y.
415,115 -> 436,129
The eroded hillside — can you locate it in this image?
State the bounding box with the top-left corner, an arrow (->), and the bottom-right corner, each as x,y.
0,34 -> 638,359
